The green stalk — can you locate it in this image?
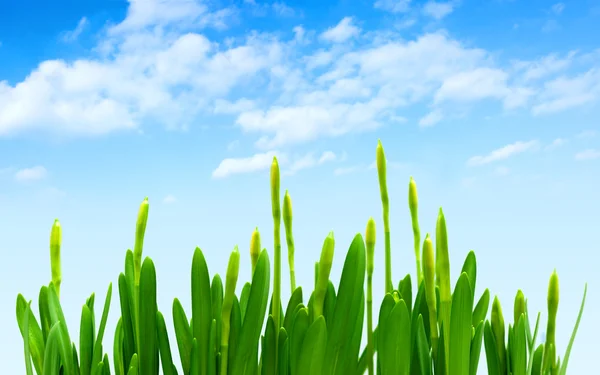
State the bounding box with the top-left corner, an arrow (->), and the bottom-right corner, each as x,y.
220,247 -> 240,375
50,219 -> 62,299
543,270 -> 560,375
365,218 -> 376,375
314,232 -> 335,319
408,177 -> 423,286
491,296 -> 507,375
422,234 -> 438,360
283,190 -> 296,293
250,228 -> 261,275
435,208 -> 451,373
133,197 -> 149,354
376,140 -> 393,294
270,156 -> 282,368
133,197 -> 149,287
514,290 -> 525,327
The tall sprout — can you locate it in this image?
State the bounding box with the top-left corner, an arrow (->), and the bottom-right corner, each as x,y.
436,208 -> 451,373
376,140 -> 393,294
422,234 -> 439,360
250,227 -> 261,274
283,190 -> 296,293
408,177 -> 423,286
270,156 -> 282,368
50,219 -> 62,299
543,270 -> 560,375
220,247 -> 240,375
365,218 -> 376,375
313,231 -> 335,319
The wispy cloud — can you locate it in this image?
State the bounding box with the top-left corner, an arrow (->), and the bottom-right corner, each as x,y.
545,138 -> 567,150
283,151 -> 337,175
422,1 -> 455,20
574,149 -> 600,161
163,194 -> 177,204
373,0 -> 411,14
551,3 -> 565,15
320,17 -> 361,43
61,17 -> 89,42
334,165 -> 362,176
15,166 -> 48,182
419,109 -> 443,127
467,140 -> 540,166
212,151 -> 281,179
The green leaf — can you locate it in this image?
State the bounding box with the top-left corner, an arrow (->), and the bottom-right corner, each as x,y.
17,294 -> 45,375
290,308 -> 309,375
399,274 -> 413,317
558,283 -> 587,375
92,283 -> 113,372
192,248 -> 213,375
472,289 -> 490,328
80,304 -> 95,375
113,318 -> 124,375
38,287 -> 52,343
449,272 -> 473,375
231,249 -> 271,375
469,321 -> 484,375
483,321 -> 501,375
118,273 -> 136,371
415,314 -> 432,375
173,298 -> 193,374
512,314 -> 527,375
23,301 -> 34,375
460,251 -> 477,302
158,311 -> 175,375
297,316 -> 327,375
531,344 -> 544,375
322,233 -> 366,375
139,258 -> 158,375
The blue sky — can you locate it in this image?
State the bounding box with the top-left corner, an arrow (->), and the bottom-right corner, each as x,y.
1,0 -> 598,373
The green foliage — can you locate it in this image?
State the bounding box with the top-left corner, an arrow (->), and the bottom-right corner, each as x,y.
16,140 -> 587,375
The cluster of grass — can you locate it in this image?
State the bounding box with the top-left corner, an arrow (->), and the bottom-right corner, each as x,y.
16,140 -> 587,375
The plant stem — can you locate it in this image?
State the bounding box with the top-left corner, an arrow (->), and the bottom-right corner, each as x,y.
409,177 -> 423,286
283,190 -> 296,294
270,157 -> 282,371
365,218 -> 376,375
376,140 -> 393,294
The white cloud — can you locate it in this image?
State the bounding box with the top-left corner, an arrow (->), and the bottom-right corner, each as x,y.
334,165 -> 361,175
435,68 -> 522,106
227,140 -> 240,151
272,2 -> 295,17
212,151 -> 281,179
374,0 -> 411,13
214,98 -> 256,114
574,149 -> 600,161
551,3 -> 565,15
320,17 -> 361,43
62,17 -> 89,43
15,166 -> 48,182
163,194 -> 177,203
283,151 -> 337,175
419,109 -> 443,127
319,151 -> 336,163
467,140 -> 540,166
513,51 -> 576,81
422,1 -> 455,20
1,0 -> 598,148
532,69 -> 600,115
575,130 -> 597,139
545,138 -> 567,150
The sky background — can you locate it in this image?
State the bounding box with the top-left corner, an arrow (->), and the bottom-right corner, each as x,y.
1,0 -> 599,373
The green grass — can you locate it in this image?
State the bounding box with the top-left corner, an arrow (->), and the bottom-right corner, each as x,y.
16,140 -> 587,375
